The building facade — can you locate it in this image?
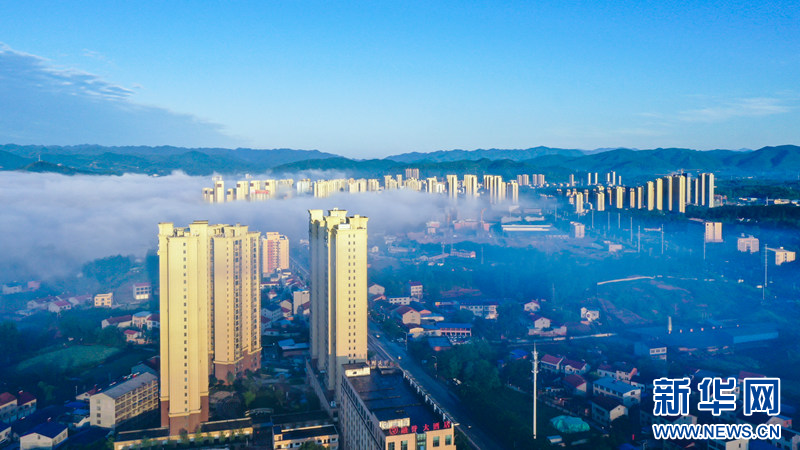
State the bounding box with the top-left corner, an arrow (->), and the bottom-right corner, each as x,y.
309,209 -> 369,403
263,232 -> 290,274
90,372 -> 159,429
158,221 -> 261,435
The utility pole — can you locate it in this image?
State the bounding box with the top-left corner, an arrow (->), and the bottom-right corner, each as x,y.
532,344 -> 539,441
661,225 -> 665,255
763,247 -> 768,303
637,225 -> 641,253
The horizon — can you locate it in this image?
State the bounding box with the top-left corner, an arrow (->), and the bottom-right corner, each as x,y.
2,2 -> 799,157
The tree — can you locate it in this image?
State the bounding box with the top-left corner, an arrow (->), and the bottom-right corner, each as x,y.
298,442 -> 326,450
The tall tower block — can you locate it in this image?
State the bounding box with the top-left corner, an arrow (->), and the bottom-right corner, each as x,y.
308,209 -> 369,401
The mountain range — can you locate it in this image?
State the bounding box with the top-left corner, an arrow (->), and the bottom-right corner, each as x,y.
1,143 -> 799,179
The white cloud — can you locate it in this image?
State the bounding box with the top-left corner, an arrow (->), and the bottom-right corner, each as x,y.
678,97 -> 793,123
0,43 -> 238,147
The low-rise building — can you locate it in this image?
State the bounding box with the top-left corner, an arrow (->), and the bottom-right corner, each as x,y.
458,300 -> 498,319
563,374 -> 588,396
94,293 -> 113,308
392,306 -> 421,326
775,247 -> 796,265
0,392 -> 36,423
89,372 -> 158,429
737,235 -> 759,253
339,363 -> 456,450
591,396 -> 627,428
20,422 -> 68,450
101,315 -> 132,329
407,281 -> 423,299
435,323 -> 472,340
580,307 -> 600,322
593,377 -> 641,406
132,283 -> 152,301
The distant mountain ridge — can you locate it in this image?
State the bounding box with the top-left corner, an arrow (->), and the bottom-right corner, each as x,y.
385,146 -> 584,163
1,143 -> 798,177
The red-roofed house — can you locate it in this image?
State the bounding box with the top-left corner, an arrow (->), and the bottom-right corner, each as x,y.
563,359 -> 589,375
563,374 -> 588,396
124,329 -> 145,344
393,306 -> 421,325
0,391 -> 36,422
101,315 -> 132,329
540,354 -> 564,373
48,300 -> 73,313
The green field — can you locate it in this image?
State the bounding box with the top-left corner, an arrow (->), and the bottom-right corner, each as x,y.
16,345 -> 121,374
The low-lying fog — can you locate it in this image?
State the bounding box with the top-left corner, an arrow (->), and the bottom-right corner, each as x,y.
0,171 -> 456,282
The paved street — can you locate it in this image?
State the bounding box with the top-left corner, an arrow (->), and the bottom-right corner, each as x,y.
368,326 -> 505,450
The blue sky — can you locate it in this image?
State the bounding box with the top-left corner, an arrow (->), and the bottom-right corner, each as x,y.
0,1 -> 798,157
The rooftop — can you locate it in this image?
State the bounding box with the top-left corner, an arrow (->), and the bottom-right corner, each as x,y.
346,368 -> 442,431
594,377 -> 640,394
275,424 -> 338,441
95,372 -> 157,400
25,422 -> 67,439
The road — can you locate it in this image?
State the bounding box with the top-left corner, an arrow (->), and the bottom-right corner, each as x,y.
368,325 -> 505,450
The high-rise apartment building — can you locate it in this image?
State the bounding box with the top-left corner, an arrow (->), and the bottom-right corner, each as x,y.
704,222 -> 723,243
737,235 -> 759,253
263,232 -> 290,275
463,175 -> 478,197
158,221 -> 261,435
308,209 -> 369,402
700,173 -> 716,208
446,175 -> 458,199
405,168 -> 420,180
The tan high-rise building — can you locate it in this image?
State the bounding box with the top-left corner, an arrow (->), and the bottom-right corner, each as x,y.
463,175 -> 478,197
446,174 -> 458,199
507,180 -> 519,204
308,209 -> 369,402
405,168 -> 420,180
700,173 -> 715,208
158,221 -> 261,435
704,222 -> 723,243
262,232 -> 290,275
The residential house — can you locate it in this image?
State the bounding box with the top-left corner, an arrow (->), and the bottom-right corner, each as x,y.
580,307 -> 600,322
132,283 -> 152,301
20,422 -> 68,450
408,281 -> 423,299
563,359 -> 589,375
47,300 -> 73,313
540,354 -> 564,373
597,363 -> 637,381
101,315 -> 132,329
523,300 -> 541,313
563,374 -> 588,396
367,283 -> 385,296
393,306 -> 421,325
459,300 -> 499,319
591,396 -> 627,428
94,293 -> 113,308
593,377 -> 642,406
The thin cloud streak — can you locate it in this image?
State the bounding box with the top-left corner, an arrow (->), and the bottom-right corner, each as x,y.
0,43 -> 238,148
678,97 -> 793,123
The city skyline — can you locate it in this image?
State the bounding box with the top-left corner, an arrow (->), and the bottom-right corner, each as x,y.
1,2 -> 799,155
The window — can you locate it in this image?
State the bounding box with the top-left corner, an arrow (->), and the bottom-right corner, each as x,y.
433,436 -> 440,447
445,435 -> 452,445
388,443 -> 395,450
401,441 -> 408,450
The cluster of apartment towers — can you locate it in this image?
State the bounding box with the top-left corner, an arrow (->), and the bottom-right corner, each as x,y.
156,210 -> 453,449
201,168 -> 545,204
563,172 -> 716,214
